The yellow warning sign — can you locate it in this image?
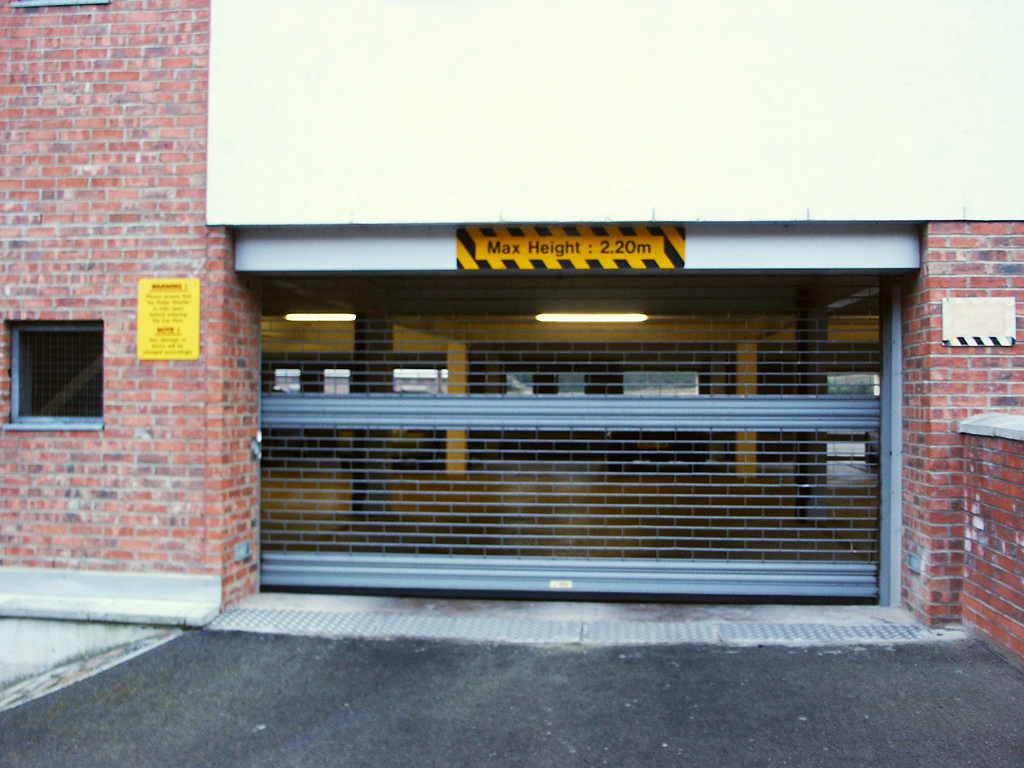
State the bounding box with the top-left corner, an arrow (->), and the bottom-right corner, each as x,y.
137,278 -> 200,360
457,225 -> 685,270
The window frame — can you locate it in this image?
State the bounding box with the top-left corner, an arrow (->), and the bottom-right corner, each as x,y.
8,322 -> 104,432
11,0 -> 110,7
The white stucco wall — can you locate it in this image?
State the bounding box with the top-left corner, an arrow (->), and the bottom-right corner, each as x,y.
208,0 -> 1024,225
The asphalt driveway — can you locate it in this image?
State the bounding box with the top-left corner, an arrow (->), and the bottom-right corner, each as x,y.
2,631 -> 1022,767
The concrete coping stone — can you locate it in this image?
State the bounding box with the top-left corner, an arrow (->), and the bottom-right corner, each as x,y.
958,411 -> 1024,443
0,568 -> 221,627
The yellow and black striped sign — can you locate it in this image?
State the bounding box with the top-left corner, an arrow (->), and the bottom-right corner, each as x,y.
456,225 -> 685,270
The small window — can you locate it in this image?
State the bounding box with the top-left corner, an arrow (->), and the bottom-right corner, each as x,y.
623,371 -> 700,397
393,368 -> 448,395
557,372 -> 586,396
272,368 -> 302,393
827,373 -> 880,396
11,323 -> 103,429
505,372 -> 535,396
323,368 -> 351,395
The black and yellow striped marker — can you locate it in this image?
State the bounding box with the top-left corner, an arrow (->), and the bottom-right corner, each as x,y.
456,225 -> 685,270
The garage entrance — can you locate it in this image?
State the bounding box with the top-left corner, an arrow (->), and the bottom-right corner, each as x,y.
256,271 -> 889,599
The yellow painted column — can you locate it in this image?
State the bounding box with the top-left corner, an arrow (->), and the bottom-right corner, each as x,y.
446,341 -> 469,474
736,342 -> 758,474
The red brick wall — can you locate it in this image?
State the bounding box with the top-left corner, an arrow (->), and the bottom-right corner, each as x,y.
903,223 -> 1024,623
963,433 -> 1024,666
1,0 -> 260,605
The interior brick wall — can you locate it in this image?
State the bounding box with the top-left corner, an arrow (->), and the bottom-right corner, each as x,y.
902,222 -> 1024,623
962,433 -> 1024,667
1,0 -> 261,605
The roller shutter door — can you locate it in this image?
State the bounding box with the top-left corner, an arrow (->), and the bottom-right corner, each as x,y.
258,274 -> 883,598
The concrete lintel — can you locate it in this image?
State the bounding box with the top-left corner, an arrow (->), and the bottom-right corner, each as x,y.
958,412 -> 1024,443
0,568 -> 221,627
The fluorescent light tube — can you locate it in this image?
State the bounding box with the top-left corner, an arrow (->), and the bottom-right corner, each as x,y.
284,313 -> 357,322
536,313 -> 648,323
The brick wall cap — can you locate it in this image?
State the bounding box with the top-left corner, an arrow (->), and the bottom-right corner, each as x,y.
959,412 -> 1024,443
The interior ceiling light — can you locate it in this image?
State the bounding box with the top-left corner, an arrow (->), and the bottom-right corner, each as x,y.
536,313 -> 648,323
284,313 -> 357,322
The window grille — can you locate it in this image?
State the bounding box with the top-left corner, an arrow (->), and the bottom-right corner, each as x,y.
12,324 -> 103,427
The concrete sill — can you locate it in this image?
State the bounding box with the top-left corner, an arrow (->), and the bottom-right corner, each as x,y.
0,569 -> 221,628
0,595 -> 218,628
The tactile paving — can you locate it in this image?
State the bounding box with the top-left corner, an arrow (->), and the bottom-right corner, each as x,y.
208,608 -> 930,646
